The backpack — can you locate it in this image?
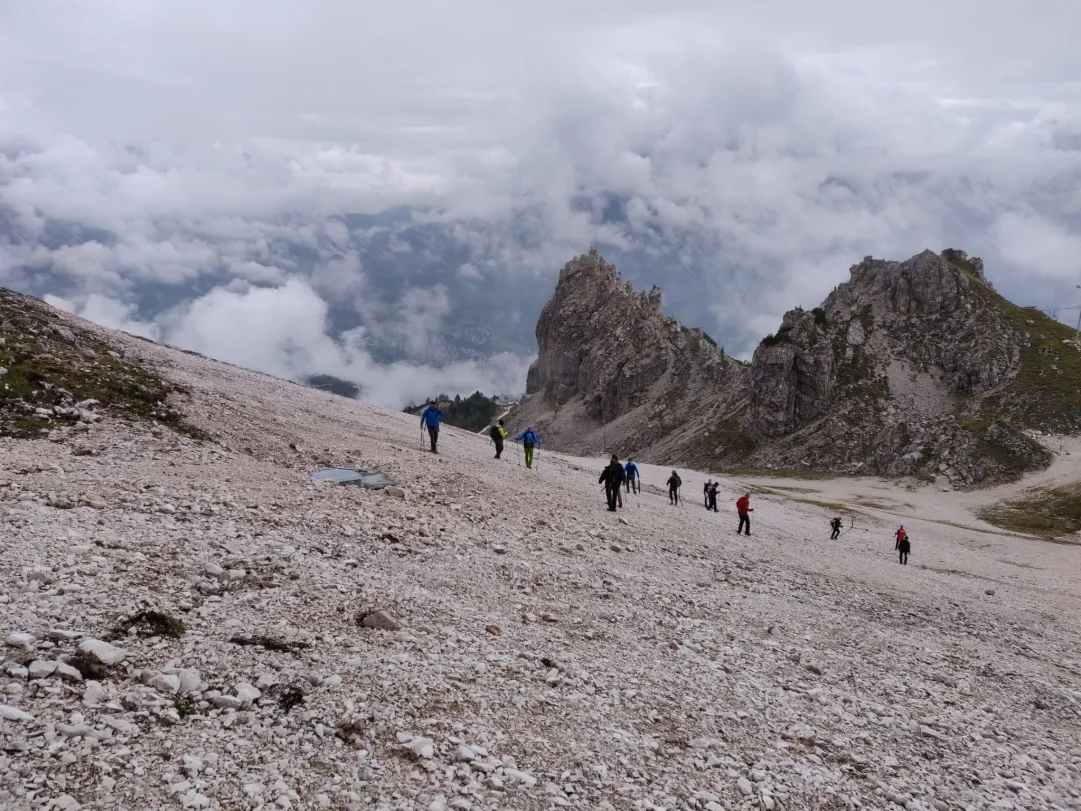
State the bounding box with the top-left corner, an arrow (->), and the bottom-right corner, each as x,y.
489,425 -> 500,441
523,431 -> 536,448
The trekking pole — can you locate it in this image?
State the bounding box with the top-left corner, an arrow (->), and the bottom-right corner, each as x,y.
535,448 -> 541,473
517,442 -> 522,467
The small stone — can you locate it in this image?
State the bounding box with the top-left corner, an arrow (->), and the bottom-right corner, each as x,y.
243,784 -> 265,798
404,736 -> 435,759
55,662 -> 84,683
985,589 -> 996,596
493,545 -> 507,554
738,777 -> 753,795
360,610 -> 401,631
78,638 -> 127,665
324,675 -> 342,689
28,660 -> 57,679
385,486 -> 410,500
83,682 -> 106,705
234,682 -> 262,707
485,625 -> 502,636
5,632 -> 35,648
456,744 -> 478,762
204,562 -> 225,578
617,516 -> 629,525
0,704 -> 35,722
149,674 -> 181,694
805,663 -> 823,676
175,668 -> 202,694
212,695 -> 244,711
503,769 -> 537,787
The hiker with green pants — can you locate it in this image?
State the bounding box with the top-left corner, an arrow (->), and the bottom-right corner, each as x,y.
516,426 -> 541,469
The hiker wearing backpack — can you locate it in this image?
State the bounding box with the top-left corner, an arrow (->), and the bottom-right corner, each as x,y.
707,481 -> 720,512
894,525 -> 907,550
736,494 -> 753,535
516,426 -> 541,469
489,419 -> 508,459
420,400 -> 444,454
667,470 -> 682,505
600,455 -> 626,511
898,533 -> 911,565
624,458 -> 641,495
830,516 -> 843,539
703,479 -> 712,508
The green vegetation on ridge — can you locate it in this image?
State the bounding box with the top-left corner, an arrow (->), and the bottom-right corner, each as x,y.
404,391 -> 501,432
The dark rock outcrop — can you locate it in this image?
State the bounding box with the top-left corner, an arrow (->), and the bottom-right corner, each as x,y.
511,248 -> 745,459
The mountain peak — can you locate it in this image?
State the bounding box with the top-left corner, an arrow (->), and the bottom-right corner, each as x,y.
510,248 -> 1081,486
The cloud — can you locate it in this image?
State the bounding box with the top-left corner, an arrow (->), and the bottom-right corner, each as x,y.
1,0 -> 1080,389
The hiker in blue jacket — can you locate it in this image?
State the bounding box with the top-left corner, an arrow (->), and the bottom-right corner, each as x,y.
624,458 -> 641,495
516,426 -> 541,469
420,400 -> 444,454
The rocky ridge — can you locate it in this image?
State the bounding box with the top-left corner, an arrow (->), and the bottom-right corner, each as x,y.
512,248 -> 746,459
0,293 -> 1079,811
510,249 -> 1081,486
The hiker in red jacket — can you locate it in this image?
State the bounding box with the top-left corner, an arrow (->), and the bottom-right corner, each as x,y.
895,525 -> 907,550
736,494 -> 753,535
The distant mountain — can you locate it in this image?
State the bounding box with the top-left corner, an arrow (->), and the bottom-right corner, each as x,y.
507,248 -> 1081,486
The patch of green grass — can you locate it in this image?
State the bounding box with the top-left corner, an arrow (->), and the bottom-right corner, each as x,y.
0,288 -> 210,441
725,467 -> 844,481
113,610 -> 186,639
794,498 -> 854,512
759,326 -> 792,348
701,332 -> 718,348
976,483 -> 1081,541
702,410 -> 757,461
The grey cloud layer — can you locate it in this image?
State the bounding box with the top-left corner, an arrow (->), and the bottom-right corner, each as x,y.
2,1 -> 1080,407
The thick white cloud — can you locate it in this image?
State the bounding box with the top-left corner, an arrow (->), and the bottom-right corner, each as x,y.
2,0 -> 1081,400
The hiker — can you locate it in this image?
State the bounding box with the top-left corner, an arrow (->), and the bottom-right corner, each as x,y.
894,525 -> 907,550
420,400 -> 443,454
707,481 -> 720,512
489,419 -> 508,459
703,479 -> 712,508
830,516 -> 843,540
736,493 -> 753,535
667,470 -> 682,505
898,533 -> 911,565
516,426 -> 541,469
599,455 -> 625,512
624,458 -> 641,495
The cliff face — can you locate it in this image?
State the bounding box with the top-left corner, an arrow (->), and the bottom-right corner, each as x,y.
511,248 -> 746,461
512,248 -> 1081,486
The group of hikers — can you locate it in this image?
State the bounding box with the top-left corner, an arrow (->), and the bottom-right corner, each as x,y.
422,400 -> 913,557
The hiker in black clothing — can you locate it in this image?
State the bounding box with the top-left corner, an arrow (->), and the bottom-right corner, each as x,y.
599,455 -> 625,512
703,479 -> 712,508
707,481 -> 719,512
830,516 -> 842,540
667,470 -> 682,505
489,419 -> 508,459
898,535 -> 911,565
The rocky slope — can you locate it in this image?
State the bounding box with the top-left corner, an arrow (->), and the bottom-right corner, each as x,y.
1,293 -> 1080,811
510,249 -> 1081,486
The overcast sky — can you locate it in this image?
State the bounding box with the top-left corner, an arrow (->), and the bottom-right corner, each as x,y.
2,1 -> 1081,406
